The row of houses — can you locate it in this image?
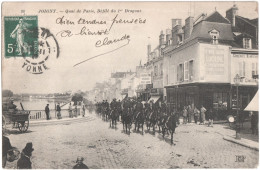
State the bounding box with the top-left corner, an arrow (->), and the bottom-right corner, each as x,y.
89,5 -> 258,119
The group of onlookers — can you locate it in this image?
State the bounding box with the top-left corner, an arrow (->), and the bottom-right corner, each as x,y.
182,105 -> 213,126
44,102 -> 86,120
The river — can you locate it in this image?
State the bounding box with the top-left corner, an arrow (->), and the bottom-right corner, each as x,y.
14,98 -> 71,111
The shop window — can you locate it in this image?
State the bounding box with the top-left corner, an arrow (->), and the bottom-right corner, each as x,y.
213,92 -> 227,110
189,60 -> 194,80
184,61 -> 189,80
243,38 -> 252,49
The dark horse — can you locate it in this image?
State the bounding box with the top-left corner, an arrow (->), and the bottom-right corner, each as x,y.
157,110 -> 165,133
162,114 -> 177,144
102,107 -> 109,121
110,109 -> 118,127
146,110 -> 157,132
122,108 -> 132,134
135,111 -> 145,133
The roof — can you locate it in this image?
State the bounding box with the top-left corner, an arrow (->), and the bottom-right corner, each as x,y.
236,15 -> 258,27
190,21 -> 233,41
204,11 -> 230,24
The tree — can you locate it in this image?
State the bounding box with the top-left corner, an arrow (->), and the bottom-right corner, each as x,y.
71,93 -> 83,105
2,90 -> 13,97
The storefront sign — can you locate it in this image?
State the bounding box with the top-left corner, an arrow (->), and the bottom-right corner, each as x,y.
205,48 -> 225,75
233,54 -> 258,58
140,72 -> 152,84
150,88 -> 158,93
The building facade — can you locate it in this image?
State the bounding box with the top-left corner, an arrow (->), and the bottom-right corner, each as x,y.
163,5 -> 258,120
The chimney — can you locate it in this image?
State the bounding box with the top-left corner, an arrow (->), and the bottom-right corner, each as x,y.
226,4 -> 238,27
166,29 -> 171,45
159,30 -> 165,46
171,19 -> 182,46
147,44 -> 151,61
184,16 -> 194,40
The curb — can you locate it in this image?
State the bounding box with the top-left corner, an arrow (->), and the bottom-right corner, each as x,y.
223,135 -> 259,151
29,115 -> 94,126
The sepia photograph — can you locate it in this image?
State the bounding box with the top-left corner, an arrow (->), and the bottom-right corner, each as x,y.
1,1 -> 259,169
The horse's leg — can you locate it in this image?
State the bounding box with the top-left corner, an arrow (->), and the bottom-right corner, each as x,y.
162,127 -> 165,138
171,131 -> 174,144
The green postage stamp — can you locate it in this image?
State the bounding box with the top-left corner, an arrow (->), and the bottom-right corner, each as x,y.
4,16 -> 38,58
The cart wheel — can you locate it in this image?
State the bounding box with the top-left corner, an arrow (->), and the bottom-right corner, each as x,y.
2,115 -> 6,133
18,120 -> 29,132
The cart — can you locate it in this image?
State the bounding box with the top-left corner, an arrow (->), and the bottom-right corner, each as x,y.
2,102 -> 30,133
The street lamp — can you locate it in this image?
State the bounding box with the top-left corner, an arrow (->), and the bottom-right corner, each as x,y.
234,74 -> 241,140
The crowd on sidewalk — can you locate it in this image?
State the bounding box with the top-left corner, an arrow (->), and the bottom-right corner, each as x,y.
181,104 -> 214,127
44,102 -> 86,120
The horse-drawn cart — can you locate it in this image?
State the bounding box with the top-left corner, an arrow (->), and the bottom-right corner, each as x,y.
2,102 -> 30,133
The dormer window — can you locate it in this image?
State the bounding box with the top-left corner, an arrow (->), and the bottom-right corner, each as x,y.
243,38 -> 251,49
177,35 -> 183,44
209,29 -> 219,45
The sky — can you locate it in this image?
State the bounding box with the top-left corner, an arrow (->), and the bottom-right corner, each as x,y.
1,1 -> 258,94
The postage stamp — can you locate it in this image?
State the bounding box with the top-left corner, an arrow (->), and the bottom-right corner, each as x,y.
4,16 -> 38,58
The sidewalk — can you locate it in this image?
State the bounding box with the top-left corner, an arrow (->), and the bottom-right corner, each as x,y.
220,121 -> 259,151
223,135 -> 259,151
29,115 -> 92,126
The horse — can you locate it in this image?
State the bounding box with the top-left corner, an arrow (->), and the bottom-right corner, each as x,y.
135,111 -> 145,132
162,114 -> 177,144
157,110 -> 165,133
122,108 -> 132,134
147,110 -> 157,132
110,109 -> 118,127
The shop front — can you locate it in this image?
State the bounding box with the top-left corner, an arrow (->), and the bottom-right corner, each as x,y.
165,83 -> 255,120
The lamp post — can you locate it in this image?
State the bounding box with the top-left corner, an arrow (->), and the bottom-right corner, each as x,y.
234,74 -> 241,140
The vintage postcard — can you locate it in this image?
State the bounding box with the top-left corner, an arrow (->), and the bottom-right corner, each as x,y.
1,1 -> 259,169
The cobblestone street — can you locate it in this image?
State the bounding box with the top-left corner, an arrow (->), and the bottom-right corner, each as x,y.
5,112 -> 259,169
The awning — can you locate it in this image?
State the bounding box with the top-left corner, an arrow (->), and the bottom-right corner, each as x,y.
148,96 -> 161,103
244,91 -> 259,112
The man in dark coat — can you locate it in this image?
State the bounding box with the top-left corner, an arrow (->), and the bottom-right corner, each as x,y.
56,103 -> 62,119
73,157 -> 89,169
251,111 -> 258,135
17,142 -> 34,169
45,104 -> 50,120
2,135 -> 13,168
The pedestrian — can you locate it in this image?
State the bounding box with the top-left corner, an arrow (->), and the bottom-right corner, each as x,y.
82,104 -> 85,117
17,142 -> 34,169
182,106 -> 188,124
45,104 -> 50,120
187,105 -> 192,123
200,105 -> 207,125
251,111 -> 258,135
2,135 -> 13,168
74,105 -> 78,118
207,108 -> 214,127
73,157 -> 89,169
194,107 -> 200,124
69,103 -> 73,118
56,103 -> 62,119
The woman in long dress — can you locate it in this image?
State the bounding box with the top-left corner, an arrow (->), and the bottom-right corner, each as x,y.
10,18 -> 28,55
